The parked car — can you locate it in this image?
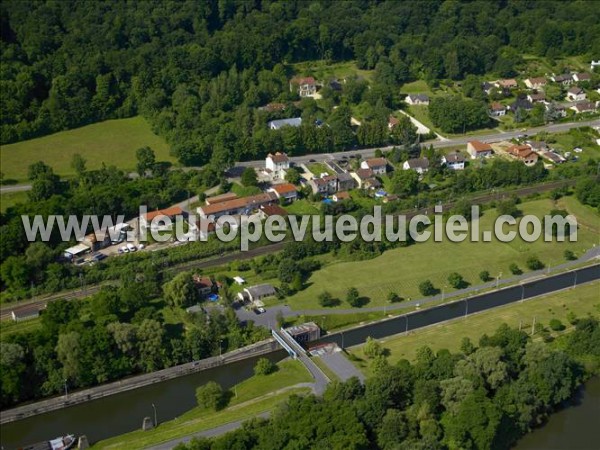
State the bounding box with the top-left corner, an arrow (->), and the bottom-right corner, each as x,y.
257,307 -> 266,314
119,246 -> 129,254
138,243 -> 145,250
126,243 -> 137,252
92,253 -> 107,261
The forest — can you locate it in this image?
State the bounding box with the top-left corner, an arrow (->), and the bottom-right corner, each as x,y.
2,0 -> 599,169
175,318 -> 600,450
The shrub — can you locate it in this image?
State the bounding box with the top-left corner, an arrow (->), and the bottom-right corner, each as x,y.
479,270 -> 491,282
564,250 -> 576,261
387,291 -> 401,303
318,291 -> 337,307
346,287 -> 361,307
419,280 -> 436,296
509,263 -> 522,275
254,358 -> 277,376
526,256 -> 544,271
363,337 -> 384,359
549,318 -> 565,331
195,381 -> 226,411
448,272 -> 465,289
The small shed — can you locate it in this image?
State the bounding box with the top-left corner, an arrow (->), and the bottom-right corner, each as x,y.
64,243 -> 91,260
11,306 -> 41,322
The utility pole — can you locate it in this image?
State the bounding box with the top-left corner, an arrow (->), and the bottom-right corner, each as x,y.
465,298 -> 468,319
405,315 -> 409,335
531,316 -> 536,336
573,271 -> 578,287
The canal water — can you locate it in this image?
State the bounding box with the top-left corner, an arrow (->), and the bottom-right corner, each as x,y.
2,265 -> 598,449
1,351 -> 286,449
514,377 -> 599,450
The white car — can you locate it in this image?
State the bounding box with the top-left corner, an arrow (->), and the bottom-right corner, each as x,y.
138,243 -> 145,250
119,246 -> 129,253
127,243 -> 137,252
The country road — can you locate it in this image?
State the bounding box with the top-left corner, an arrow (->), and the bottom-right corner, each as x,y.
0,178 -> 578,321
1,119 -> 598,193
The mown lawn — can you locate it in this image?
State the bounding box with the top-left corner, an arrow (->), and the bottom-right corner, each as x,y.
92,359 -> 311,449
0,190 -> 29,212
282,197 -> 599,311
349,281 -> 600,373
291,60 -> 374,82
1,116 -> 174,181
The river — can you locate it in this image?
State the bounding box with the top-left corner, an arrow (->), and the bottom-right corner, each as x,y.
2,264 -> 599,449
514,377 -> 600,450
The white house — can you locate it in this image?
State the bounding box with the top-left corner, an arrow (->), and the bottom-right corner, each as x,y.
268,118 -> 302,130
290,76 -> 317,97
403,158 -> 429,174
309,175 -> 337,195
572,73 -> 592,83
405,94 -> 430,105
360,157 -> 388,175
265,152 -> 290,180
524,77 -> 547,90
591,60 -> 600,71
442,152 -> 466,170
467,141 -> 493,159
489,102 -> 506,117
566,87 -> 586,102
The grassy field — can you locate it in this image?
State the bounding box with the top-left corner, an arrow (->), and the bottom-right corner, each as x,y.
0,317 -> 42,339
0,116 -> 174,181
0,190 -> 29,212
282,196 -> 599,311
93,359 -> 311,449
291,60 -> 374,82
349,281 -> 600,373
285,199 -> 320,215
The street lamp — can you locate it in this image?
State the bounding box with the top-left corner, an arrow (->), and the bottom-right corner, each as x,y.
574,270 -> 578,287
152,403 -> 158,427
520,283 -> 525,302
496,272 -> 502,289
464,298 -> 468,318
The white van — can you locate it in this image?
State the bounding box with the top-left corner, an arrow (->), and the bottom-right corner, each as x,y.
127,243 -> 137,252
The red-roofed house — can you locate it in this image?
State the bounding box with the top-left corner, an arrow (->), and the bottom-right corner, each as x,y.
524,77 -> 547,90
268,183 -> 298,203
193,275 -> 215,297
141,206 -> 185,230
489,102 -> 506,117
507,145 -> 539,166
467,141 -> 493,159
290,76 -> 317,97
360,157 -> 388,175
388,116 -> 400,130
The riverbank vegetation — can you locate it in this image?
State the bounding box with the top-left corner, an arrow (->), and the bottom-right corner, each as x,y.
92,360 -> 311,449
175,314 -> 600,449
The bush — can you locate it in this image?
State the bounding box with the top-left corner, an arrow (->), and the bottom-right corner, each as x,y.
419,280 -> 436,296
549,318 -> 565,331
387,291 -> 401,303
564,250 -> 576,261
346,287 -> 361,307
509,263 -> 522,275
254,358 -> 277,376
318,291 -> 337,307
363,337 -> 384,359
195,381 -> 226,411
479,270 -> 491,282
448,272 -> 465,289
526,256 -> 544,271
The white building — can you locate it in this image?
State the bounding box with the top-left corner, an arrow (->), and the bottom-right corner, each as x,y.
442,152 -> 465,170
265,152 -> 290,180
360,158 -> 388,175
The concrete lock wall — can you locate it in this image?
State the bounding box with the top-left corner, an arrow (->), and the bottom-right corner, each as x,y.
0,338 -> 279,425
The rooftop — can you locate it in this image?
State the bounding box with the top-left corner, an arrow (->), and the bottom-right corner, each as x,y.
267,152 -> 290,163
268,118 -> 302,130
468,140 -> 493,152
199,192 -> 277,216
144,206 -> 184,221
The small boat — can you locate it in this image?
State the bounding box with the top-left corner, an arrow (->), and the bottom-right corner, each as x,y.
19,434 -> 76,450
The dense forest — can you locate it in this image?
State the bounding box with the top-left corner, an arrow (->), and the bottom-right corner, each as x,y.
175,319 -> 600,450
2,0 -> 599,166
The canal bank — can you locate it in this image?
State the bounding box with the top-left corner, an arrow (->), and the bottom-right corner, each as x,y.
2,264 -> 598,449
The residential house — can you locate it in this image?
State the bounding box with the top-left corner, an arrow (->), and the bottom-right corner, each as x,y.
205,192 -> 238,205
545,102 -> 567,118
403,157 -> 430,174
240,284 -> 277,303
405,94 -> 430,105
193,275 -> 214,297
442,152 -> 466,170
268,183 -> 298,203
539,151 -> 566,165
388,116 -> 399,130
467,141 -> 493,159
489,102 -> 506,117
572,73 -> 592,83
527,92 -> 546,103
333,191 -> 351,202
591,60 -> 600,71
527,141 -> 548,152
258,204 -> 288,219
265,152 -> 290,180
507,145 -> 539,166
551,74 -> 574,85
141,206 -> 184,231
309,175 -> 337,195
351,168 -> 377,189
509,97 -> 534,112
268,117 -> 302,130
290,76 -> 317,97
360,157 -> 388,175
336,172 -> 356,191
482,82 -> 496,96
524,77 -> 547,90
566,87 -> 586,102
496,79 -> 518,89
259,102 -> 286,113
570,101 -> 597,114
197,192 -> 277,218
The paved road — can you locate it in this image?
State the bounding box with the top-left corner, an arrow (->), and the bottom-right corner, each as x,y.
234,119 -> 600,169
0,183 -> 32,193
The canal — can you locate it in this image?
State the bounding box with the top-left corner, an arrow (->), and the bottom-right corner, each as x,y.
0,351 -> 286,449
2,264 -> 599,449
514,377 -> 599,450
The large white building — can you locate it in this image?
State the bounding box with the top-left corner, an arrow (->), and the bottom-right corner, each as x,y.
265,152 -> 290,180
